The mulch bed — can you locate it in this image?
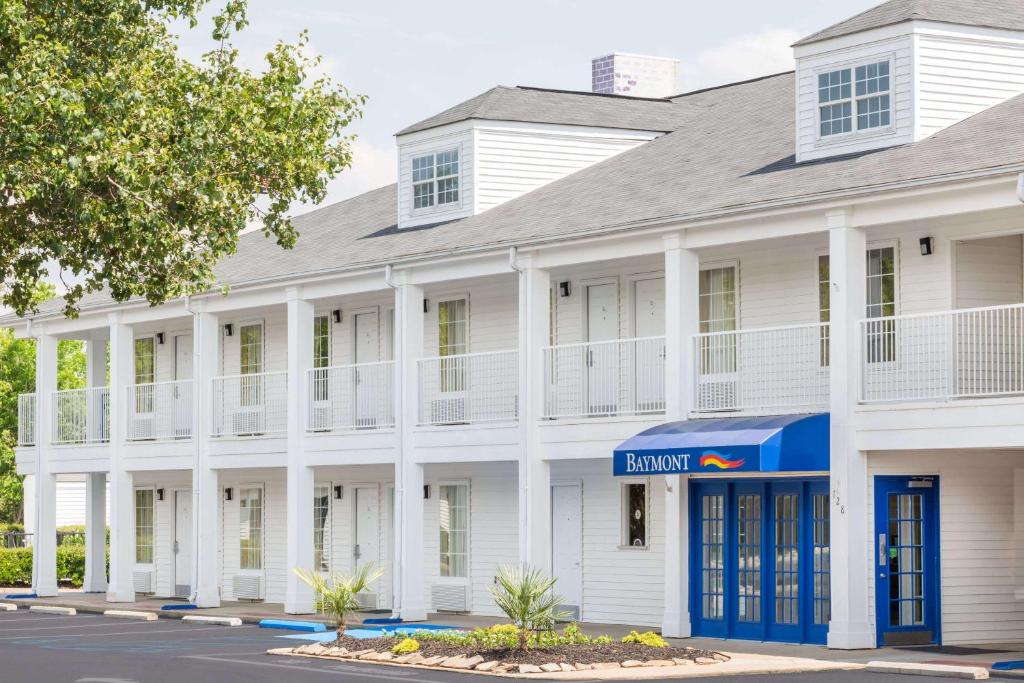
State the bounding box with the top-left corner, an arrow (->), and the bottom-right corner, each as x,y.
330,634 -> 725,666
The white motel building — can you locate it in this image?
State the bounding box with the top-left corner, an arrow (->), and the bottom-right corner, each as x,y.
9,0 -> 1024,650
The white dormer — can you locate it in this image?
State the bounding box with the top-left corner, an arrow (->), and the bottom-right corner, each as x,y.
794,0 -> 1024,163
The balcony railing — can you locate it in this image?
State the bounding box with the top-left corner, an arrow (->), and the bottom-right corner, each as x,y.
418,350 -> 518,425
861,303 -> 1024,403
543,337 -> 666,419
126,380 -> 194,441
17,393 -> 36,446
694,323 -> 830,414
212,372 -> 287,437
308,361 -> 395,432
52,387 -> 110,445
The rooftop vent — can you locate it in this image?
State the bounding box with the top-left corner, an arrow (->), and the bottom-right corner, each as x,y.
591,52 -> 680,98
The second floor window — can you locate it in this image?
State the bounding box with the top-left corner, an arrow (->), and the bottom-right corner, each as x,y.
818,245 -> 897,363
438,298 -> 467,393
699,266 -> 738,374
134,337 -> 155,413
239,323 -> 263,407
412,149 -> 459,210
818,59 -> 891,138
312,315 -> 330,402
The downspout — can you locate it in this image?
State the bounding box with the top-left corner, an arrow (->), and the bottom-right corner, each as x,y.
184,295 -> 201,605
382,266 -> 401,615
508,246 -> 524,274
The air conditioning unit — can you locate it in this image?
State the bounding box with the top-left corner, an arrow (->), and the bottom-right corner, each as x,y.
309,403 -> 332,432
697,380 -> 738,411
431,583 -> 469,612
233,574 -> 265,600
355,592 -> 378,610
130,415 -> 154,441
133,569 -> 154,593
232,409 -> 264,436
429,397 -> 466,425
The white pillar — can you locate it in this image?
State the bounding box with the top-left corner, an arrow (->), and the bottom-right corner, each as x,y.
32,332 -> 58,597
86,338 -> 106,388
84,472 -> 108,593
662,234 -> 700,638
393,277 -> 427,621
516,259 -> 551,573
106,318 -> 135,603
827,212 -> 874,649
192,309 -> 220,607
285,290 -> 316,614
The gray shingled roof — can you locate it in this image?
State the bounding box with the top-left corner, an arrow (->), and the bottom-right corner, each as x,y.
396,85 -> 683,136
8,70 -> 1024,323
794,0 -> 1024,46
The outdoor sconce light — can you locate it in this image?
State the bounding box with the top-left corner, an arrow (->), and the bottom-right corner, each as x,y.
919,236 -> 934,256
156,332 -> 165,345
423,299 -> 430,313
332,309 -> 342,324
156,488 -> 164,501
423,485 -> 431,499
558,281 -> 572,298
224,487 -> 233,501
223,323 -> 233,337
333,485 -> 343,500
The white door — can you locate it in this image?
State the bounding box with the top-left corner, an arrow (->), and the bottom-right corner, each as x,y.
633,278 -> 665,411
174,490 -> 193,598
174,334 -> 193,437
353,312 -> 380,426
551,483 -> 583,619
586,283 -> 619,413
353,486 -> 380,605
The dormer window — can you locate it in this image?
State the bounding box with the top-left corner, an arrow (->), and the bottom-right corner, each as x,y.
818,59 -> 891,138
412,148 -> 459,210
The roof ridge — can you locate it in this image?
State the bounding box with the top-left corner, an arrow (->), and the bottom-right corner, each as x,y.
514,85 -> 671,102
668,70 -> 794,100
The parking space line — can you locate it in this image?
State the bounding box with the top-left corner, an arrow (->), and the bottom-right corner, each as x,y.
0,615 -> 106,625
0,620 -> 178,633
182,654 -> 456,681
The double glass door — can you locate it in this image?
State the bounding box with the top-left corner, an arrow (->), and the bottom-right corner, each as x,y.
691,479 -> 830,644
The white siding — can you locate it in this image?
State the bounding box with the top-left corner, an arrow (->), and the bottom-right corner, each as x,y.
220,470 -> 287,602
53,479 -> 110,527
220,309 -> 287,376
867,450 -> 1024,644
422,276 -> 518,356
397,125 -> 475,229
956,235 -> 1023,308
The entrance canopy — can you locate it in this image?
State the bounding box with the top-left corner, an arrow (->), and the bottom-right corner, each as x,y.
612,413 -> 829,476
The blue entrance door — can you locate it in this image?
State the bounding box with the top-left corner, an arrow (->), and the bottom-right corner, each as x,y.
874,476 -> 940,646
691,479 -> 830,644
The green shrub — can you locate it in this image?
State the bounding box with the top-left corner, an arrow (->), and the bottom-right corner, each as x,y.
391,637 -> 420,655
0,545 -> 106,587
413,622 -> 613,650
0,523 -> 25,534
621,630 -> 668,648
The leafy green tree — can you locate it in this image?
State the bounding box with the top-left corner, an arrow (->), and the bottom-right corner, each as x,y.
0,0 -> 364,317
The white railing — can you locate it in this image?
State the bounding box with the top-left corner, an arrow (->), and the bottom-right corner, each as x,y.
212,371 -> 287,437
52,387 -> 110,445
307,361 -> 395,432
861,303 -> 1024,403
694,323 -> 830,413
543,337 -> 666,419
418,350 -> 518,425
126,380 -> 194,441
17,393 -> 36,446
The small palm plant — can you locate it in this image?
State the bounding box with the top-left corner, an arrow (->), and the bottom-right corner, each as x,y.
489,564 -> 569,651
294,563 -> 384,638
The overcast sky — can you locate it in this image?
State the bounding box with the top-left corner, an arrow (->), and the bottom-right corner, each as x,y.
175,0 -> 880,212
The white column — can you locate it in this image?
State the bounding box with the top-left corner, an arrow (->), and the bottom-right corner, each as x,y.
106,318 -> 135,603
393,277 -> 427,621
285,290 -> 316,613
192,309 -> 220,607
827,211 -> 874,649
516,258 -> 551,572
32,332 -> 58,597
84,472 -> 108,593
662,234 -> 700,638
86,338 -> 106,388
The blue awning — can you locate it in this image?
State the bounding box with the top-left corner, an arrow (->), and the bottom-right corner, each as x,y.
612,413 -> 829,476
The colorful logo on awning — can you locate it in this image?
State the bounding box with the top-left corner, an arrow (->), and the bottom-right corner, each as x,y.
699,451 -> 746,470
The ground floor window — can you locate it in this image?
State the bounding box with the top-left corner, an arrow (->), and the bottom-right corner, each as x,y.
239,486 -> 263,570
313,484 -> 330,573
439,483 -> 468,578
135,488 -> 154,564
620,480 -> 648,548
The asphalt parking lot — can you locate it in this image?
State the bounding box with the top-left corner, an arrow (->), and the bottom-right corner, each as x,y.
0,608 -> 1016,683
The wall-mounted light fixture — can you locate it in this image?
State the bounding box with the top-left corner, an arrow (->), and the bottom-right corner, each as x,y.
223,323 -> 233,337
333,484 -> 344,500
156,488 -> 165,501
224,487 -> 233,501
558,281 -> 572,298
156,332 -> 165,345
423,485 -> 431,500
332,309 -> 342,324
423,299 -> 429,313
919,236 -> 934,256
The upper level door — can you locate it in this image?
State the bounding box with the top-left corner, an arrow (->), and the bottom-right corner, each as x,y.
632,278 -> 665,411
353,311 -> 380,426
586,282 -> 619,413
173,334 -> 193,437
632,278 -> 664,337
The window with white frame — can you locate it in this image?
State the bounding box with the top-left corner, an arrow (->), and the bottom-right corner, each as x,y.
134,337 -> 156,413
239,323 -> 263,407
135,488 -> 154,564
437,298 -> 467,393
312,315 -> 330,402
817,247 -> 897,363
313,484 -> 330,573
239,486 -> 263,571
818,59 -> 891,138
699,266 -> 738,373
621,480 -> 648,548
818,255 -> 830,367
439,483 -> 468,578
412,149 -> 459,210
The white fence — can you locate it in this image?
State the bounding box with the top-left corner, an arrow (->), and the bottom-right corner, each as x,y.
126,380 -> 193,441
212,372 -> 287,437
694,323 -> 830,414
418,350 -> 518,425
17,393 -> 36,446
543,337 -> 666,419
861,303 -> 1024,403
308,361 -> 395,432
52,387 -> 110,445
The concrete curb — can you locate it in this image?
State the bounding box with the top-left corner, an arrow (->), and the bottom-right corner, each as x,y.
866,661 -> 989,679
104,610 -> 158,621
30,606 -> 77,616
0,603 -> 16,611
183,615 -> 243,627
